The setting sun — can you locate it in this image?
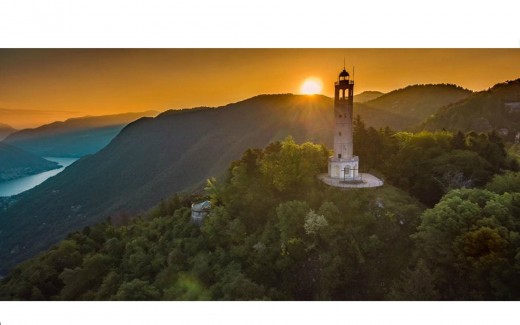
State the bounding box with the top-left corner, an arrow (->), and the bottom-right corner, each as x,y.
300,77 -> 323,95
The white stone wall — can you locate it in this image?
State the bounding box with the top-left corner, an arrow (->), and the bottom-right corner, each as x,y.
328,156 -> 360,180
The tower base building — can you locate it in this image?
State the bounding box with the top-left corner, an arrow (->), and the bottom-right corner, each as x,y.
328,155 -> 361,183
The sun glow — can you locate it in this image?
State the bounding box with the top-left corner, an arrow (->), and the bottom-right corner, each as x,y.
300,78 -> 323,95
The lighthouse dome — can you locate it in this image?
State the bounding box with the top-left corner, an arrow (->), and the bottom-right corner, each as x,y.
339,69 -> 349,78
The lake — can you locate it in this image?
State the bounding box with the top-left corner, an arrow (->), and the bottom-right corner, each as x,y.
0,157 -> 78,197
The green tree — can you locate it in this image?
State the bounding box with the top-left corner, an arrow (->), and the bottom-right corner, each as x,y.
413,189 -> 520,299
304,210 -> 328,236
451,131 -> 466,149
164,273 -> 211,300
202,206 -> 246,249
486,171 -> 520,194
275,200 -> 310,243
260,137 -> 328,193
59,254 -> 112,300
115,279 -> 160,300
387,259 -> 440,300
96,271 -> 122,300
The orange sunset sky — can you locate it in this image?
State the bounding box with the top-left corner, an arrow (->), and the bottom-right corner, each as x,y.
1,49 -> 520,129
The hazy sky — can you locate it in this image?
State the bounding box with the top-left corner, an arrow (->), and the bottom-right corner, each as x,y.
1,49 -> 520,129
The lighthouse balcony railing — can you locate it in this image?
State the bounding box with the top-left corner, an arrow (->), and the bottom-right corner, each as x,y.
329,155 -> 359,163
335,80 -> 354,86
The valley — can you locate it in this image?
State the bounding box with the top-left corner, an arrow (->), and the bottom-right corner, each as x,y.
0,157 -> 78,197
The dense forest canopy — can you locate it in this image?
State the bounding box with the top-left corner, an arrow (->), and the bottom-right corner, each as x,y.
1,120 -> 518,300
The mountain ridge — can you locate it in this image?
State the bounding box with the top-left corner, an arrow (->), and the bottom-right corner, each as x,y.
421,78 -> 520,138
0,123 -> 16,141
3,111 -> 158,157
360,84 -> 473,130
354,90 -> 384,103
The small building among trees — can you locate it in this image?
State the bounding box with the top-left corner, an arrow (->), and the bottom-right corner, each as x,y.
191,200 -> 211,225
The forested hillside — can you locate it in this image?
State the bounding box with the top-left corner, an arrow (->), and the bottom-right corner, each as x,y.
0,138 -> 425,300
1,134 -> 518,300
357,84 -> 472,130
422,79 -> 520,139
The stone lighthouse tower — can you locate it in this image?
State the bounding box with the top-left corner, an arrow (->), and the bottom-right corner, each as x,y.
327,67 -> 361,182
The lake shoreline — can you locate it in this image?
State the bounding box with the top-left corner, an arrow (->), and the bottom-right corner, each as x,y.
0,157 -> 79,197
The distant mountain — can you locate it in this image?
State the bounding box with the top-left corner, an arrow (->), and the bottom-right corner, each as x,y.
354,91 -> 384,103
0,123 -> 16,141
421,79 -> 520,139
3,111 -> 158,157
358,84 -> 472,130
0,143 -> 60,182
